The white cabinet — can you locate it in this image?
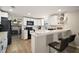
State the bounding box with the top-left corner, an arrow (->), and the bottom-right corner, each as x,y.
31,29 -> 71,53
31,35 -> 48,53
0,37 -> 3,53
22,17 -> 42,40
34,20 -> 42,26
22,17 -> 42,26
0,38 -> 7,53
0,32 -> 8,53
24,30 -> 28,39
22,18 -> 27,25
22,30 -> 28,40
1,12 -> 8,17
47,16 -> 58,25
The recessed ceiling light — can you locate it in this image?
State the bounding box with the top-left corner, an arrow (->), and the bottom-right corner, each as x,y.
9,9 -> 13,12
58,9 -> 62,12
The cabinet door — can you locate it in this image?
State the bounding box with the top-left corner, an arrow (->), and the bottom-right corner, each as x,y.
34,20 -> 42,26
3,39 -> 7,48
22,18 -> 27,25
48,16 -> 58,25
0,42 -> 3,53
1,39 -> 7,53
23,30 -> 28,39
1,12 -> 8,17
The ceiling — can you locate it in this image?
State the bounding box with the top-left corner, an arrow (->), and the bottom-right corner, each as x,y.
0,6 -> 79,18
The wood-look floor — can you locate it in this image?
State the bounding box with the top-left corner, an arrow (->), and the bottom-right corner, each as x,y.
6,36 -> 31,53
64,46 -> 79,53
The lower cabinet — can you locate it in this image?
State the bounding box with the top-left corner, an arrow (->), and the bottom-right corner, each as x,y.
0,38 -> 7,53
0,32 -> 8,53
21,30 -> 28,40
0,41 -> 3,53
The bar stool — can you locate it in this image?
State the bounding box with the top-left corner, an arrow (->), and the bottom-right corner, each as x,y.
58,34 -> 76,43
68,34 -> 76,43
48,38 -> 69,53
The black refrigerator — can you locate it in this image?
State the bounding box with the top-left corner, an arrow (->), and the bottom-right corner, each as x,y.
1,17 -> 12,45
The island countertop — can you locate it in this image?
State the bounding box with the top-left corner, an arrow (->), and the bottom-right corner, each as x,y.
31,29 -> 71,53
31,29 -> 71,36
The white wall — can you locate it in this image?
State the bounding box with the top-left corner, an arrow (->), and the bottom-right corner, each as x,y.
64,11 -> 79,46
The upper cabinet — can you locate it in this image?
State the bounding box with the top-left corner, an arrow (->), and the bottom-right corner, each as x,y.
22,18 -> 27,25
1,12 -> 8,17
45,15 -> 58,25
22,17 -> 42,26
0,11 -> 8,24
34,19 -> 42,26
50,16 -> 58,25
45,13 -> 65,25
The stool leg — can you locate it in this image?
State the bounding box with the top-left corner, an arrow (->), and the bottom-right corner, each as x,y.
49,47 -> 51,53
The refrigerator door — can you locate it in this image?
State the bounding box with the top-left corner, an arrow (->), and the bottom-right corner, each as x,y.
1,17 -> 12,45
1,17 -> 9,31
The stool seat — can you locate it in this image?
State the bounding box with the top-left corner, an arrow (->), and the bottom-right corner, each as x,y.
48,38 -> 69,52
48,42 -> 61,51
68,34 -> 76,42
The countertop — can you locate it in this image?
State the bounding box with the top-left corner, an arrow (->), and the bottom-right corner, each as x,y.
31,29 -> 71,36
0,31 -> 8,41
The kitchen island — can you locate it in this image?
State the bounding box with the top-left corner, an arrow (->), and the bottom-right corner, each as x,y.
31,29 -> 71,53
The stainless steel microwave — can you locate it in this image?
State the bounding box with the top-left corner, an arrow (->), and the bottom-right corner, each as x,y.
27,21 -> 34,25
